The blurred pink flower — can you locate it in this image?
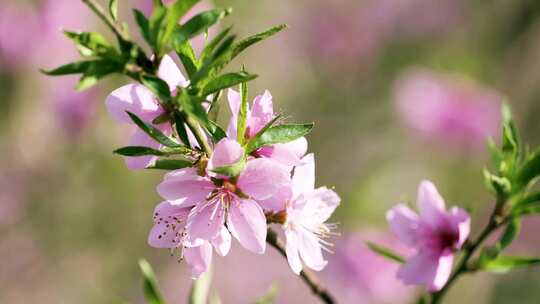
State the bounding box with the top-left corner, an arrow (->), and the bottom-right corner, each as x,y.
386,180 -> 470,291
0,2 -> 42,64
282,153 -> 340,274
301,0 -> 463,73
227,89 -> 308,166
395,68 -> 501,151
324,231 -> 415,304
49,78 -> 97,138
105,55 -> 188,169
156,138 -> 290,256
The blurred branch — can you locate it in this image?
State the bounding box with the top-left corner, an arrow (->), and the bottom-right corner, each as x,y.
266,228 -> 336,304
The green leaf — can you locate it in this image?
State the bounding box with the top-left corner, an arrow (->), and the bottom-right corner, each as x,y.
483,168 -> 511,196
487,137 -> 504,171
109,0 -> 119,21
231,24 -> 286,59
517,149 -> 540,188
479,256 -> 540,273
148,4 -> 167,52
189,266 -> 212,304
113,146 -> 167,156
147,159 -> 193,170
245,123 -> 313,154
139,259 -> 166,304
173,8 -> 232,48
175,41 -> 199,78
133,9 -> 152,46
189,35 -> 236,87
126,111 -> 181,148
237,68 -> 249,145
366,241 -> 405,264
41,61 -> 96,76
75,60 -> 123,91
513,204 -> 540,217
174,114 -> 192,148
159,0 -> 199,54
253,283 -> 279,304
210,157 -> 246,177
201,71 -> 257,97
498,217 -> 521,250
177,89 -> 211,130
200,27 -> 232,62
208,120 -> 227,142
501,103 -> 519,154
141,74 -> 172,103
64,31 -> 117,58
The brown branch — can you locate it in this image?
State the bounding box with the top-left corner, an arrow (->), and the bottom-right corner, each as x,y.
266,228 -> 336,304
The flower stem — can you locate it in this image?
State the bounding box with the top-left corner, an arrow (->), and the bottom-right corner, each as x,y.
429,195 -> 507,304
266,228 -> 336,304
183,114 -> 213,155
81,0 -> 128,41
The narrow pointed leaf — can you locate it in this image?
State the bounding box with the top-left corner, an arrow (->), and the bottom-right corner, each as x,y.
141,74 -> 172,103
160,0 -> 199,53
231,24 -> 286,59
147,159 -> 193,170
518,149 -> 540,187
109,0 -> 119,21
245,123 -> 313,153
127,111 -> 181,148
366,241 -> 405,264
189,267 -> 212,304
114,146 -> 167,156
498,218 -> 521,250
210,157 -> 246,177
139,259 -> 166,304
64,31 -> 117,58
177,89 -> 210,130
201,72 -> 257,97
200,27 -> 232,62
175,41 -> 199,78
236,68 -> 249,144
134,9 -> 152,46
173,8 -> 232,48
479,256 -> 540,273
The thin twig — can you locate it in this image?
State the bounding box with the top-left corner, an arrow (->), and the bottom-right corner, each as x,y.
266,228 -> 336,304
81,0 -> 128,41
184,115 -> 213,155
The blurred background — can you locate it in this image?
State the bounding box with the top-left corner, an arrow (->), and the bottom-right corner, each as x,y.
2,0 -> 540,303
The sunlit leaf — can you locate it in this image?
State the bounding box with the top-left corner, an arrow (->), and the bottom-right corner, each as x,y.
201,71 -> 257,97
147,159 -> 193,170
479,256 -> 540,273
245,123 -> 313,154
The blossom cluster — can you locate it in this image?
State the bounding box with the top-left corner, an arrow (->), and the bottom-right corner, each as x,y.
105,56 -> 340,278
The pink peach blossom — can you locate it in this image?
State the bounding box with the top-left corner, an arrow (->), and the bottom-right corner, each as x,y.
147,201 -> 229,278
386,180 -> 470,291
227,89 -> 308,166
105,55 -> 188,169
156,138 -> 290,257
282,154 -> 340,274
